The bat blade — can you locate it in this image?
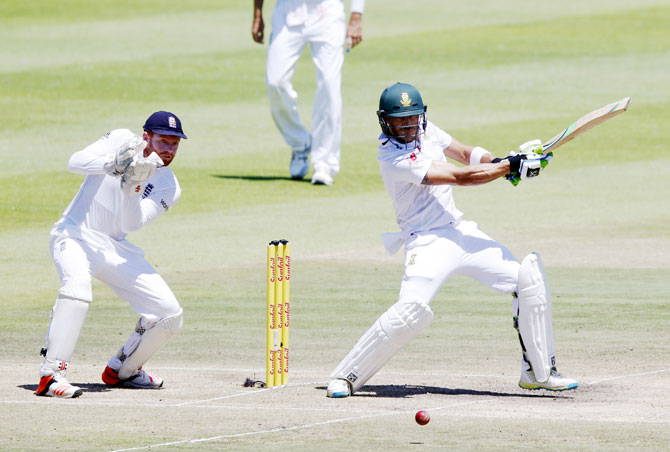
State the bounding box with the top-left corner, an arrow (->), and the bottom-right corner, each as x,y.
541,97 -> 631,155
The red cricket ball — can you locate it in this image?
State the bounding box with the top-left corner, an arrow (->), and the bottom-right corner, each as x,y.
415,410 -> 430,425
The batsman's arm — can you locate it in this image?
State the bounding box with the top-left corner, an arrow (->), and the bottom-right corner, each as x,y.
443,138 -> 495,166
422,160 -> 509,186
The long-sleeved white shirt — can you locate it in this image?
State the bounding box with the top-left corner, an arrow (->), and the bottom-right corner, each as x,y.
54,129 -> 180,244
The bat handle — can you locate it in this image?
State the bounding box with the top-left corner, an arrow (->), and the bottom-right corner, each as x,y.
507,152 -> 553,186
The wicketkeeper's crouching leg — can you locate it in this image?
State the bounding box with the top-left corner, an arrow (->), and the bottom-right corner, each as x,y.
327,297 -> 434,397
37,296 -> 89,398
514,252 -> 578,391
101,309 -> 183,389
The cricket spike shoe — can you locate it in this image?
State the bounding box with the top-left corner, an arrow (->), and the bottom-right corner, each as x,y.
519,368 -> 578,391
102,366 -> 164,389
36,374 -> 83,398
326,378 -> 352,398
289,144 -> 311,180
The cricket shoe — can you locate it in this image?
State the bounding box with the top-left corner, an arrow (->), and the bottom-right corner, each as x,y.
311,164 -> 333,186
326,378 -> 352,398
519,368 -> 578,391
36,373 -> 83,398
290,145 -> 311,180
102,366 -> 164,389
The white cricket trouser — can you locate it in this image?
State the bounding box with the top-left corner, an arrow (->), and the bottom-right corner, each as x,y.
329,220 -> 521,391
399,220 -> 520,303
50,230 -> 181,323
266,0 -> 345,175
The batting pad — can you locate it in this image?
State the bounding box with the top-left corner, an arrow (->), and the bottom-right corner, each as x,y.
516,253 -> 555,383
330,298 -> 433,392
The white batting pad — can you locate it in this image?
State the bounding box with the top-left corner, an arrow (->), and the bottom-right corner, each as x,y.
40,296 -> 90,376
116,309 -> 183,380
330,298 -> 434,392
516,253 -> 555,383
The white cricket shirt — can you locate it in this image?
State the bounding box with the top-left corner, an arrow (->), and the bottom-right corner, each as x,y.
377,121 -> 464,238
54,129 -> 181,245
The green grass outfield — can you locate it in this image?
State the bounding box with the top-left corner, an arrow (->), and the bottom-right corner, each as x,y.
1,1 -> 669,451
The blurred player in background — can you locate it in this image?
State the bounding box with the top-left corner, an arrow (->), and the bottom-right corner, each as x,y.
327,83 -> 578,397
36,111 -> 187,398
251,0 -> 365,186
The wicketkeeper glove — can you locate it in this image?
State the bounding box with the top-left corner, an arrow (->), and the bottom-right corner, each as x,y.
105,135 -> 147,176
120,152 -> 163,197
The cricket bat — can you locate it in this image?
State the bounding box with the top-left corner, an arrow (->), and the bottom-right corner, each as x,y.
540,96 -> 631,155
508,96 -> 631,185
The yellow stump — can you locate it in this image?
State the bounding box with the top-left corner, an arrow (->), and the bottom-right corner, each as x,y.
266,243 -> 277,387
274,242 -> 284,386
266,240 -> 290,387
281,241 -> 290,385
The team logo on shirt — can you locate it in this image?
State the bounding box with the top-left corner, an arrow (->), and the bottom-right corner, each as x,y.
408,253 -> 417,265
142,183 -> 154,199
400,92 -> 411,107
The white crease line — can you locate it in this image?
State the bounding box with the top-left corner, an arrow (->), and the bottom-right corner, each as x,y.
174,380 -> 328,407
0,380 -> 329,408
587,368 -> 670,386
144,367 -> 510,379
5,368 -> 669,408
108,399 -> 491,452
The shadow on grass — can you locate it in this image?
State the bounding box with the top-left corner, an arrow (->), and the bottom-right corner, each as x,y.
211,174 -> 311,183
316,384 -> 562,399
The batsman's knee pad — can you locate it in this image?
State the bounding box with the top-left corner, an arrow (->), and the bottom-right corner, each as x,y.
115,309 -> 183,379
515,253 -> 555,383
331,298 -> 434,393
40,296 -> 90,376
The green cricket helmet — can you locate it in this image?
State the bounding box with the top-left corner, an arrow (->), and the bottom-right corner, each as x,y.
377,82 -> 427,142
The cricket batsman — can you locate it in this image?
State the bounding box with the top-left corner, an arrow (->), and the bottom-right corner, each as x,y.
36,111 -> 187,398
327,83 -> 578,397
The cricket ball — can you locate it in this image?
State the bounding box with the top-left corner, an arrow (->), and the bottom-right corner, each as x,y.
415,410 -> 430,426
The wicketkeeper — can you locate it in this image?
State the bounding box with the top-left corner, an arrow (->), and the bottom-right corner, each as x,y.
327,83 -> 578,397
36,111 -> 187,398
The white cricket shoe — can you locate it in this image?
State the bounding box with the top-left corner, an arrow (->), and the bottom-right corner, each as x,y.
102,366 -> 164,389
326,378 -> 352,398
36,373 -> 83,398
519,368 -> 578,391
311,164 -> 333,186
290,146 -> 311,180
